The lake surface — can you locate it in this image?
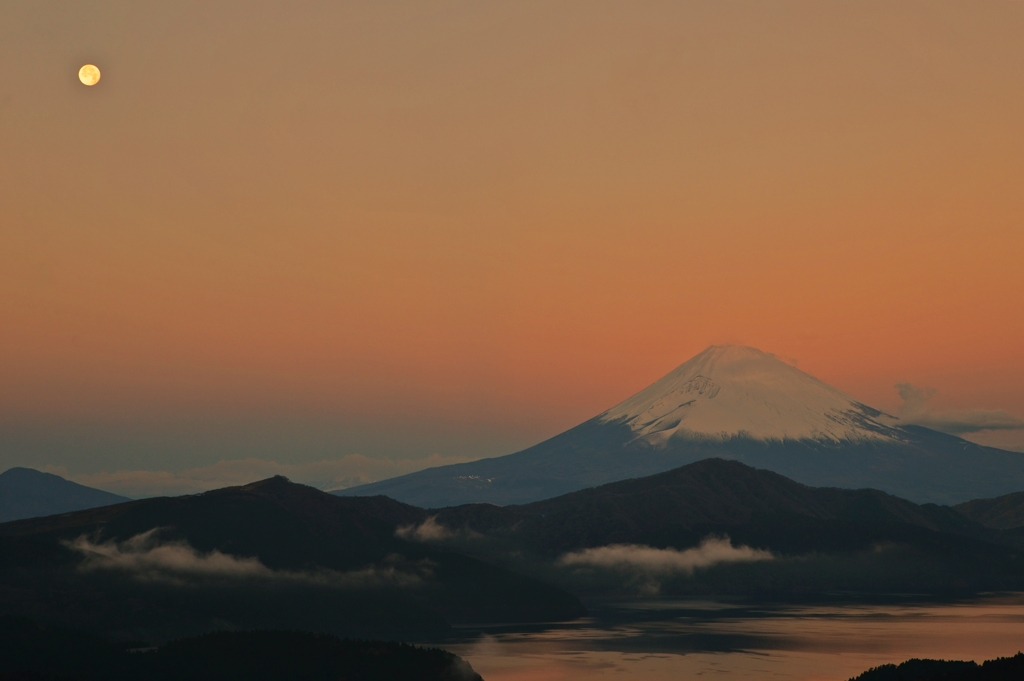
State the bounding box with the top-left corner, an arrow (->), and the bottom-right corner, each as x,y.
443,594 -> 1024,681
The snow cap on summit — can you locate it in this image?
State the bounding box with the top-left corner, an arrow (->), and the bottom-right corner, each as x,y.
600,346 -> 901,444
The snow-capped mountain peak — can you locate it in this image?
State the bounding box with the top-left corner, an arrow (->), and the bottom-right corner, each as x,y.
599,345 -> 901,444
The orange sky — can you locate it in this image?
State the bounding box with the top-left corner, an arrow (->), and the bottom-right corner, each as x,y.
1,1 -> 1023,490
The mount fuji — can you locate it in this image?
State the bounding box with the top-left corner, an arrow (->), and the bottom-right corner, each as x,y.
338,346 -> 1024,507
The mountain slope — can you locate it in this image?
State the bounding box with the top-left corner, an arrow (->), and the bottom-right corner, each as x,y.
955,491 -> 1024,530
339,346 -> 1024,506
599,346 -> 901,443
0,468 -> 129,523
432,459 -> 992,555
420,459 -> 1024,595
0,477 -> 584,641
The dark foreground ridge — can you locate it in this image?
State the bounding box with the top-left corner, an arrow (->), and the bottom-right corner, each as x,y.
4,459 -> 1024,641
424,459 -> 1024,596
851,653 -> 1024,681
0,616 -> 482,681
435,458 -> 994,556
0,476 -> 584,641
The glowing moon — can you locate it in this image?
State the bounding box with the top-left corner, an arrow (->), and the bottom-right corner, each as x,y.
78,64 -> 101,86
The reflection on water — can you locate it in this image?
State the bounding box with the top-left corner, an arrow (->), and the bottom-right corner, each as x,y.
443,595 -> 1024,681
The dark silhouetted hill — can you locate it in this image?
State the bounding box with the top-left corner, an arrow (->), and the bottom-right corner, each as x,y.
0,468 -> 129,523
851,653 -> 1024,681
421,459 -> 1024,595
955,491 -> 1024,530
434,459 -> 990,554
0,477 -> 583,641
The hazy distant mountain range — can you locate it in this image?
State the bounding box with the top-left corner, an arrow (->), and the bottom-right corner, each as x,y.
0,467 -> 129,523
339,346 -> 1024,506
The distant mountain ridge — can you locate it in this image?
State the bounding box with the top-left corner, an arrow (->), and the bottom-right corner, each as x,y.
339,346 -> 1024,506
0,468 -> 129,523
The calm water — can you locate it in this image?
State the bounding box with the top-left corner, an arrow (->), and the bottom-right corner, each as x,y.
443,595 -> 1024,681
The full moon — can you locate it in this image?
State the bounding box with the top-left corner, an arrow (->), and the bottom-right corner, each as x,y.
78,64 -> 101,86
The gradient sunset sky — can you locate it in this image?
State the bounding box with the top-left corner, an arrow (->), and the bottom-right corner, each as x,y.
2,1 -> 1023,496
